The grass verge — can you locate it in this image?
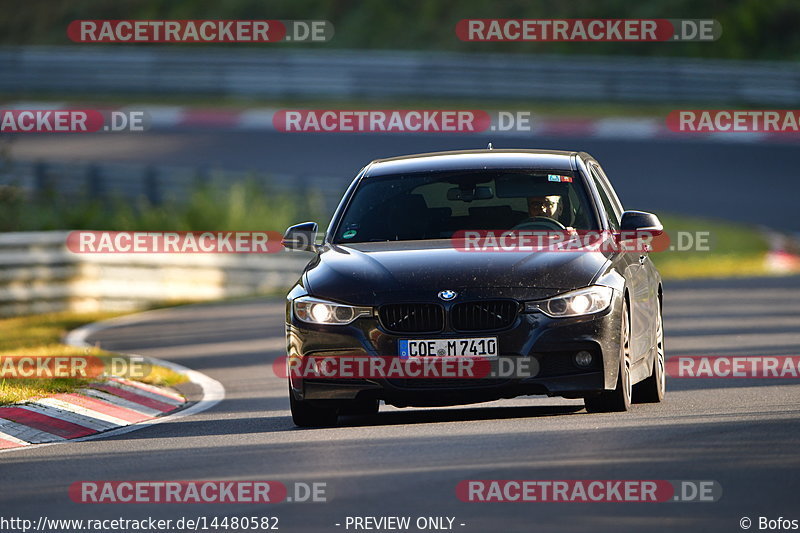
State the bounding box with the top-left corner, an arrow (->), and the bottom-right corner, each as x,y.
651,214 -> 773,279
0,311 -> 187,405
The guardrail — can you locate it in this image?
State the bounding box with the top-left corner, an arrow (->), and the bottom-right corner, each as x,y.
0,159 -> 347,213
2,46 -> 800,105
0,231 -> 310,316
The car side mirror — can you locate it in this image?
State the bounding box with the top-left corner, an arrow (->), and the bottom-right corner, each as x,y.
282,222 -> 319,252
618,211 -> 664,239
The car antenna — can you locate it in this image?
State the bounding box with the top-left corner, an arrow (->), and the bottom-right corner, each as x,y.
487,142 -> 493,150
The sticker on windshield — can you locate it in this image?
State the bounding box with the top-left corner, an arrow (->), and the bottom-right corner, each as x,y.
548,174 -> 573,183
342,230 -> 357,239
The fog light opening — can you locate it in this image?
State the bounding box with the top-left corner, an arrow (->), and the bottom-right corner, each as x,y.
574,350 -> 593,367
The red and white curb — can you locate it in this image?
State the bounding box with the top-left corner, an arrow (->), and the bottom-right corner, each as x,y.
0,309 -> 225,453
3,102 -> 799,144
0,378 -> 184,449
765,230 -> 800,273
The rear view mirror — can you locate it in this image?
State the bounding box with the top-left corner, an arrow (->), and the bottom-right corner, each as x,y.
446,186 -> 493,202
282,222 -> 319,252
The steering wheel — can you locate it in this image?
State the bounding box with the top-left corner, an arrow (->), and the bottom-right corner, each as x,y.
511,216 -> 567,231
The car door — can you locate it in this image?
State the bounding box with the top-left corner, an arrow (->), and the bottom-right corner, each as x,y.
588,163 -> 651,364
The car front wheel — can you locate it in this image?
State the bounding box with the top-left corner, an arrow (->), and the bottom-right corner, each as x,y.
289,385 -> 339,427
585,298 -> 632,413
633,295 -> 666,403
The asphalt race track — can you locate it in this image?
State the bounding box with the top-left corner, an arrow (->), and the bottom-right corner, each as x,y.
1,276 -> 799,533
10,130 -> 800,233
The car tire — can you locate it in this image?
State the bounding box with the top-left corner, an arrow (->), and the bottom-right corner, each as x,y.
584,298 -> 632,413
289,386 -> 339,427
633,295 -> 666,403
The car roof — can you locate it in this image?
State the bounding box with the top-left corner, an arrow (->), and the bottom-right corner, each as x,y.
365,149 -> 580,177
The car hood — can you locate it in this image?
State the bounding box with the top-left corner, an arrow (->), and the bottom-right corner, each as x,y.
303,240 -> 609,305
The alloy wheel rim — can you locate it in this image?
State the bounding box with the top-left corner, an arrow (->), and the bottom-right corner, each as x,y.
622,307 -> 632,401
656,306 -> 665,395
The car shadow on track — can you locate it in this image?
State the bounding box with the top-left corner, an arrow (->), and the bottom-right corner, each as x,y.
101,403 -> 585,441
334,404 -> 586,429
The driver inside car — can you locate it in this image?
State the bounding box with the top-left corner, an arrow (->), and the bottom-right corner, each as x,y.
520,194 -> 575,230
527,195 -> 563,220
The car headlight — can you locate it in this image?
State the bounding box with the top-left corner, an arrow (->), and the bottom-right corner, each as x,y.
524,286 -> 614,318
293,296 -> 372,325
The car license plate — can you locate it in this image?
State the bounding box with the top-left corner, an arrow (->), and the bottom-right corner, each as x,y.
398,337 -> 498,358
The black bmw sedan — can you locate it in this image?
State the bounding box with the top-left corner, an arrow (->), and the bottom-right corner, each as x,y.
282,149 -> 665,426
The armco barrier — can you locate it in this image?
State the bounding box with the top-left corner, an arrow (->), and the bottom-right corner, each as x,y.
1,46 -> 799,105
0,231 -> 310,316
0,160 -> 344,214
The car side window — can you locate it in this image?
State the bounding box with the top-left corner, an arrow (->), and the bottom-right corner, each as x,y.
589,166 -> 620,230
592,164 -> 624,216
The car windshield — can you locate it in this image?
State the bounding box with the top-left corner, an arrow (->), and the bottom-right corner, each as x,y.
333,170 -> 599,243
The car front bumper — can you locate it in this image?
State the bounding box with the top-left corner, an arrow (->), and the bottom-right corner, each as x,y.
285,292 -> 623,408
